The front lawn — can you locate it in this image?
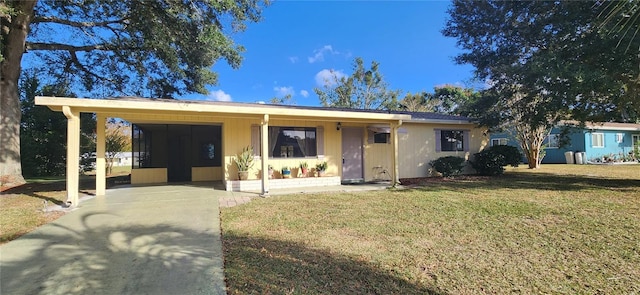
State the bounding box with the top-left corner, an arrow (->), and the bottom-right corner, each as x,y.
221,165 -> 640,294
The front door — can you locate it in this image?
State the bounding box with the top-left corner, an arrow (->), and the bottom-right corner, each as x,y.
342,127 -> 364,182
168,125 -> 192,182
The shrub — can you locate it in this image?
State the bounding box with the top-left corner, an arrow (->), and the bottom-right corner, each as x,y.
470,145 -> 523,176
487,145 -> 522,167
429,156 -> 466,177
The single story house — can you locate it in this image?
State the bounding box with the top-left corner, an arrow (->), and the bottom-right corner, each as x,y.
35,96 -> 488,206
490,122 -> 640,164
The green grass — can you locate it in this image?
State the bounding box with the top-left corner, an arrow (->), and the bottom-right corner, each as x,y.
221,164 -> 640,294
0,190 -> 67,244
1,177 -> 98,244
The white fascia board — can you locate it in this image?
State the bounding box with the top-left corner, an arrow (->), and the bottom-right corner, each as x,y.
35,96 -> 410,122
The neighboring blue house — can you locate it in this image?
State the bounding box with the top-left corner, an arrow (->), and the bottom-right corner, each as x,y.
490,122 -> 640,164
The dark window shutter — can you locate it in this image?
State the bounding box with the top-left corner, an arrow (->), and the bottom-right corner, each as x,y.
317,126 -> 324,156
435,129 -> 442,152
251,125 -> 261,157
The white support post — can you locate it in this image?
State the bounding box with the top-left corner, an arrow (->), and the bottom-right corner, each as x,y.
260,114 -> 270,197
96,113 -> 106,196
62,106 -> 80,207
391,120 -> 402,187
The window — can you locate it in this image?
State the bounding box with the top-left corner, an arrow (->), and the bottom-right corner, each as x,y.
132,124 -> 221,169
269,127 -> 317,158
436,130 -> 468,152
615,133 -> 624,143
192,125 -> 222,167
491,138 -> 508,146
544,134 -> 559,149
374,132 -> 390,143
591,133 -> 604,148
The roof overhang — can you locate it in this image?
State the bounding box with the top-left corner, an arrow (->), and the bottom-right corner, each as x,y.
560,120 -> 640,131
35,96 -> 411,123
406,118 -> 474,125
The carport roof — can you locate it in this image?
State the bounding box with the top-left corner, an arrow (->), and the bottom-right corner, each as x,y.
34,96 -> 473,124
35,96 -> 410,123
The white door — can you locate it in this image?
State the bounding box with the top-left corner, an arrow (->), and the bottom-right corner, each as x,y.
342,127 -> 364,182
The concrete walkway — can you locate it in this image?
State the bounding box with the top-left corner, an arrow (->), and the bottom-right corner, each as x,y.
219,182 -> 393,208
1,184 -> 228,295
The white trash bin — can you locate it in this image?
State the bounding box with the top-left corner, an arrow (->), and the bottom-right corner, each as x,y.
564,151 -> 574,164
578,152 -> 587,164
574,152 -> 583,165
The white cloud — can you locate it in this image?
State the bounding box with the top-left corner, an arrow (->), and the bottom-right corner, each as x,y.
273,86 -> 295,97
315,69 -> 346,87
289,56 -> 299,63
308,45 -> 339,63
300,90 -> 309,98
206,90 -> 232,102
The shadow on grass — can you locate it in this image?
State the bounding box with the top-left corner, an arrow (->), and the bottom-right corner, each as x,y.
1,175 -> 134,205
408,172 -> 640,193
0,212 -> 225,294
223,233 -> 444,294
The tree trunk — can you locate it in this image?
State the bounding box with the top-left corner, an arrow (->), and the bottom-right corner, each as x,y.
1,1 -> 37,187
526,147 -> 541,169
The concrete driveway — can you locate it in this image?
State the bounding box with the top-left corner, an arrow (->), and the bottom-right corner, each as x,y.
1,184 -> 230,295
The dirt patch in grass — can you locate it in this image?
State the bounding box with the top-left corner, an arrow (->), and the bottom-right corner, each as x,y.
0,174 -> 130,244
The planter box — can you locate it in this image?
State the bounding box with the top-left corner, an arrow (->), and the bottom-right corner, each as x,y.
226,176 -> 341,192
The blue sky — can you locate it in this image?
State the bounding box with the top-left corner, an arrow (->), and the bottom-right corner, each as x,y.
182,1 -> 476,106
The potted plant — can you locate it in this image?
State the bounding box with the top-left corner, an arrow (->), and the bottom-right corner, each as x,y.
315,161 -> 327,177
268,164 -> 274,179
281,166 -> 291,178
299,161 -> 309,177
234,146 -> 254,180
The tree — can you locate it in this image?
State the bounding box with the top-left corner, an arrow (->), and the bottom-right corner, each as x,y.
314,57 -> 401,110
399,92 -> 432,112
105,121 -> 131,175
269,94 -> 294,105
20,73 -> 96,177
1,0 -> 267,185
443,1 -> 640,168
398,85 -> 479,115
430,85 -> 479,116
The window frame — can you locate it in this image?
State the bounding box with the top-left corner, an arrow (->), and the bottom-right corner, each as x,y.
373,132 -> 390,144
435,129 -> 469,152
615,133 -> 624,143
491,138 -> 508,146
544,134 -> 560,149
268,126 -> 318,158
591,133 -> 605,148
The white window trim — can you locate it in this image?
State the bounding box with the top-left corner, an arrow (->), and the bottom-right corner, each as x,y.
545,134 -> 560,149
491,138 -> 508,146
615,133 -> 624,143
591,133 -> 605,148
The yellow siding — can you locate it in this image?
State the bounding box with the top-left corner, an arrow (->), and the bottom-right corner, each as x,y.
224,119 -> 342,180
114,111 -> 488,184
131,168 -> 167,184
364,142 -> 392,181
398,123 -> 488,178
192,167 -> 222,181
223,117 -> 261,180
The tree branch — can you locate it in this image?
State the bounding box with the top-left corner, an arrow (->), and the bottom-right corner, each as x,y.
26,42 -> 109,52
67,50 -> 114,83
31,16 -> 127,28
